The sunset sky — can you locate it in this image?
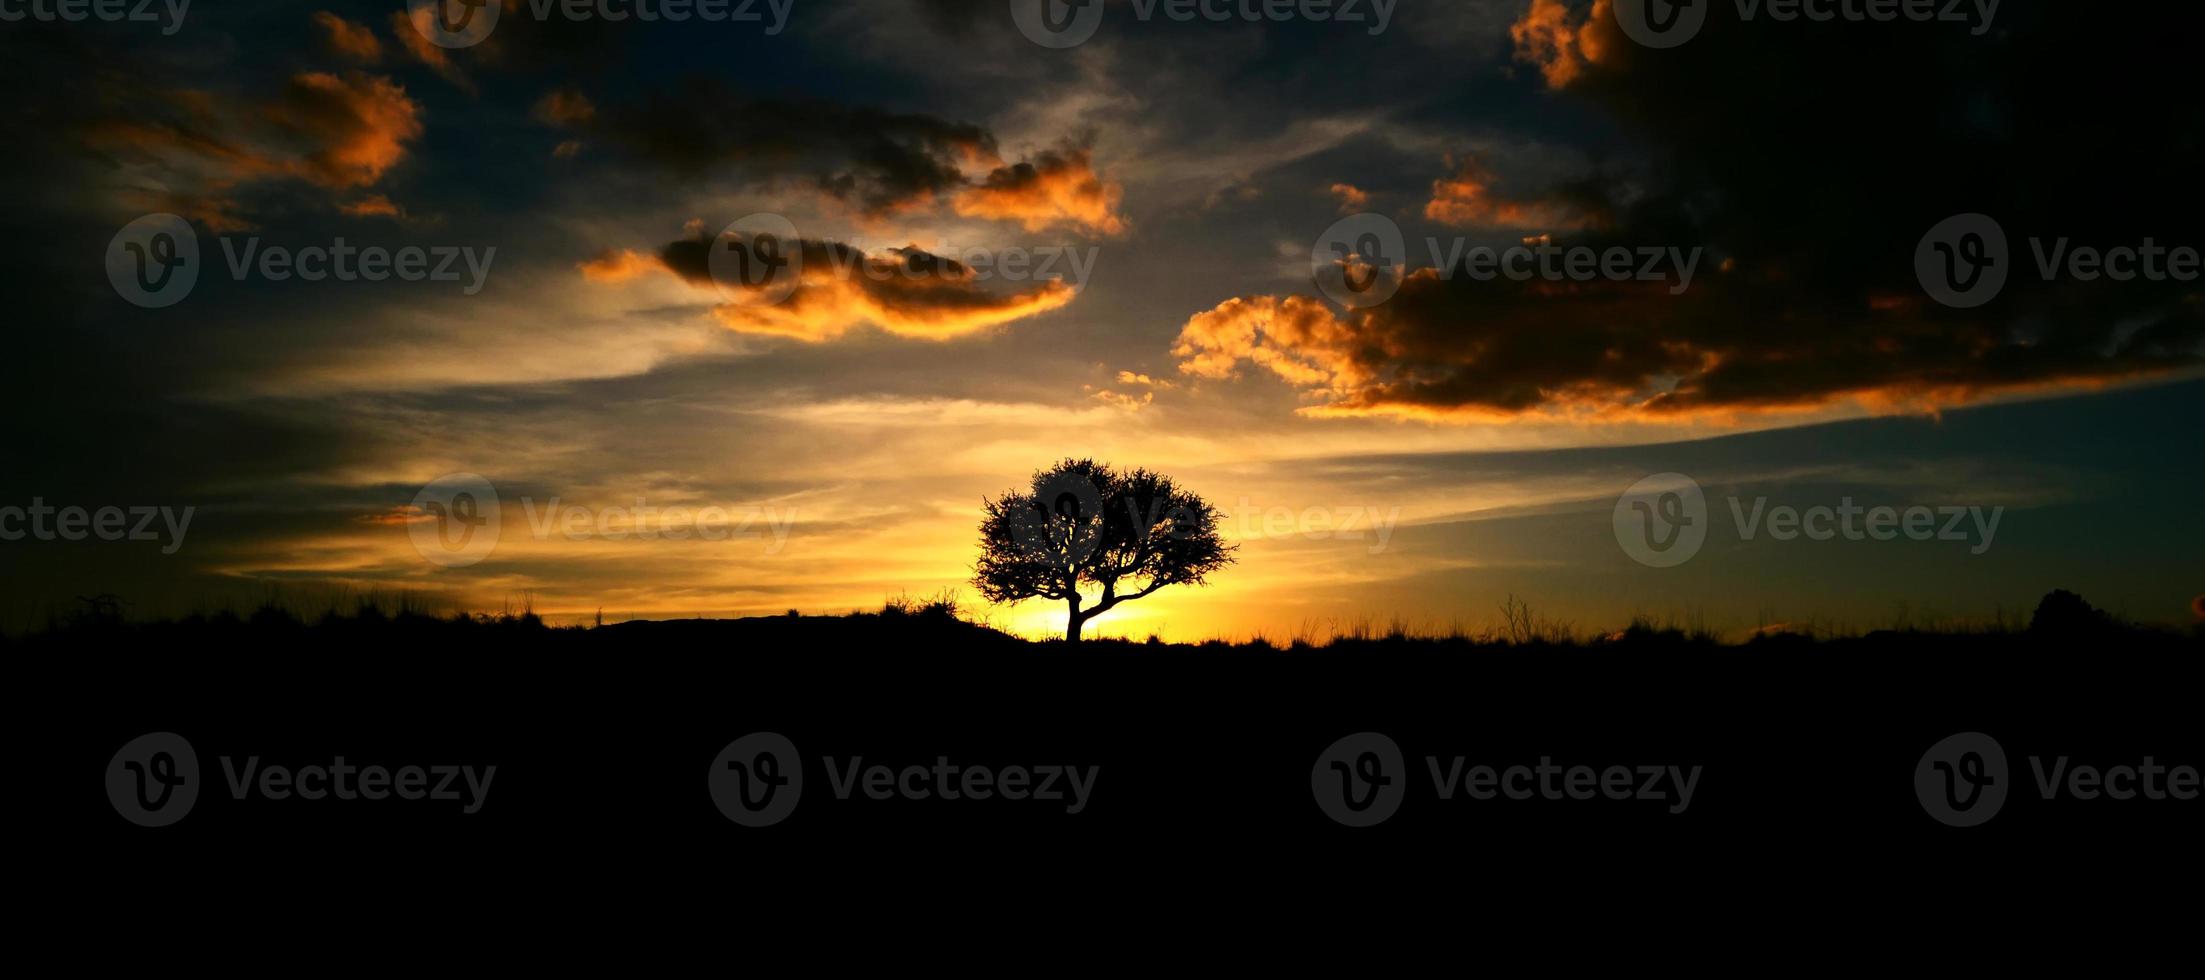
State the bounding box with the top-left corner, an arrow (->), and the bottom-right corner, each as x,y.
3,1 -> 2199,639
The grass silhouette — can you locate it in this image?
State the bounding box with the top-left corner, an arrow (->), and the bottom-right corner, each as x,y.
14,588 -> 2198,655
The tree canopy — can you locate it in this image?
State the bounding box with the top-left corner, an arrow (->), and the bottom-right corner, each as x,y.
974,459 -> 1235,642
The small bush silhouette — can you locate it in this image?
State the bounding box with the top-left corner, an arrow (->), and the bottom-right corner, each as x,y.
883,589 -> 964,622
2029,588 -> 2114,636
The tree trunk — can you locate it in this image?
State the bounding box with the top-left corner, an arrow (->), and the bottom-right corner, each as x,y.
1065,596 -> 1083,644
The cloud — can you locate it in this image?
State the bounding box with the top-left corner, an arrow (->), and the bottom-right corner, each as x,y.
1087,369 -> 1176,411
1175,295 -> 1364,391
262,72 -> 424,189
1089,387 -> 1154,411
338,194 -> 406,219
1329,183 -> 1370,214
534,89 -> 597,127
78,69 -> 423,226
952,143 -> 1128,236
1172,267 -> 2200,423
389,9 -> 474,91
588,82 -> 995,217
578,248 -> 658,283
571,82 -> 1126,233
588,229 -> 1077,342
1509,0 -> 1619,89
313,12 -> 382,63
1424,155 -> 1591,230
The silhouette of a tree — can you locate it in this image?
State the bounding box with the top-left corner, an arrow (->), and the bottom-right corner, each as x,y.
975,459 -> 1235,643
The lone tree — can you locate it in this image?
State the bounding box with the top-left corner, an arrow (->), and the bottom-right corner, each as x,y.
974,459 -> 1235,643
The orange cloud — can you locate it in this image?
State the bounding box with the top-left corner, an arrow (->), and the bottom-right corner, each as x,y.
339,194 -> 406,219
953,144 -> 1128,237
263,72 -> 425,189
1510,0 -> 1619,89
314,12 -> 383,62
390,10 -> 472,90
80,71 -> 422,226
1425,156 -> 1588,230
1174,295 -> 1373,392
587,234 -> 1078,342
1329,182 -> 1370,214
534,89 -> 597,127
1088,387 -> 1155,411
578,248 -> 657,283
711,269 -> 1075,343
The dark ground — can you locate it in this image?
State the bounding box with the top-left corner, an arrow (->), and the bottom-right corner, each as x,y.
23,600 -> 2202,932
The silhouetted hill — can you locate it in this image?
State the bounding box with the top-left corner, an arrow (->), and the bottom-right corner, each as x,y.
32,590 -> 2201,930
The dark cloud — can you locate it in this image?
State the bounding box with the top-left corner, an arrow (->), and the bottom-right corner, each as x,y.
559,79 -> 1127,232
589,227 -> 1075,341
1178,264 -> 2200,421
583,80 -> 997,216
1176,1 -> 2205,421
